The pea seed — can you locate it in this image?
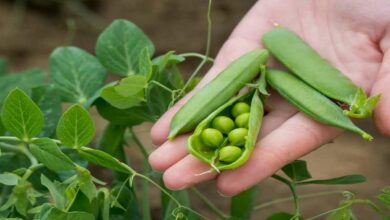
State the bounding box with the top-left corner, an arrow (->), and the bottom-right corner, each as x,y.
231,102 -> 250,118
212,116 -> 235,134
235,113 -> 250,128
228,128 -> 248,146
201,128 -> 224,148
219,146 -> 242,163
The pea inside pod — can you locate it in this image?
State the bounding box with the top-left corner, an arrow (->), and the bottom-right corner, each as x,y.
266,68 -> 373,141
262,27 -> 380,119
188,90 -> 263,171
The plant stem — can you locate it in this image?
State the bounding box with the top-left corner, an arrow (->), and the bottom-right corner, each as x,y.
128,128 -> 152,220
272,174 -> 301,216
177,0 -> 213,100
253,190 -> 344,210
190,187 -> 228,219
180,53 -> 214,62
0,136 -> 20,142
150,81 -> 175,94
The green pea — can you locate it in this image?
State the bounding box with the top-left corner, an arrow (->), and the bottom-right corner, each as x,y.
228,128 -> 248,146
235,113 -> 250,128
169,49 -> 269,139
262,27 -> 379,119
231,102 -> 250,118
212,116 -> 235,134
266,69 -> 373,141
201,128 -> 224,148
219,146 -> 242,163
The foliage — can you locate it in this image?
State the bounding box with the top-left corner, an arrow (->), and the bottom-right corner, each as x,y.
0,3 -> 389,220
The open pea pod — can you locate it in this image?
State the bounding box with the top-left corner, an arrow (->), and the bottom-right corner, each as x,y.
188,90 -> 263,171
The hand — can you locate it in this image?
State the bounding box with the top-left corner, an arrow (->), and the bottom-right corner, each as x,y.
149,0 -> 390,196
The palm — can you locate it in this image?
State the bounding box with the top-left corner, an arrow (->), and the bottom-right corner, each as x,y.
149,0 -> 390,195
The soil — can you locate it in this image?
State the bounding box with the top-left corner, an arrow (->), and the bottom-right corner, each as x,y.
1,0 -> 389,219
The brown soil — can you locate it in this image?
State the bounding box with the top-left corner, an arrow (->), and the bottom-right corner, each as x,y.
1,1 -> 389,219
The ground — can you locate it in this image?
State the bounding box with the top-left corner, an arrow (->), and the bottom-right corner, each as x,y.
0,0 -> 389,219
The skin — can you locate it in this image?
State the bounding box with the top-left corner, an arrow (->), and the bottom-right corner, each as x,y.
149,0 -> 390,196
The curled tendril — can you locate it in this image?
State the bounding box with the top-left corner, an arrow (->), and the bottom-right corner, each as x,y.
172,207 -> 188,220
382,186 -> 390,194
341,191 -> 355,200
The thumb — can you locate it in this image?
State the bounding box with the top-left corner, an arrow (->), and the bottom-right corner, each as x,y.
371,34 -> 390,135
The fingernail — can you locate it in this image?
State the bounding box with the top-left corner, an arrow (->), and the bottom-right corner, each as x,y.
217,190 -> 231,198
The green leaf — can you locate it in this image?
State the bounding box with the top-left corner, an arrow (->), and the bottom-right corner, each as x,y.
152,51 -> 185,72
0,69 -> 44,104
56,104 -> 95,148
50,46 -> 107,104
38,205 -> 95,220
97,123 -> 126,156
30,138 -> 76,171
282,160 -> 312,182
1,88 -> 44,141
76,167 -> 97,202
0,173 -> 19,186
95,19 -> 155,76
95,98 -> 154,126
146,66 -> 184,119
31,85 -> 62,137
230,186 -> 258,220
100,75 -> 147,109
0,57 -> 7,75
40,174 -> 67,210
0,116 -> 5,136
110,182 -> 141,220
115,75 -> 147,97
138,48 -> 153,80
377,187 -> 390,209
297,175 -> 366,185
77,147 -> 133,174
326,205 -> 356,220
265,212 -> 295,220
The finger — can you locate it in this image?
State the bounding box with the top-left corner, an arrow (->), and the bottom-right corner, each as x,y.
151,2 -> 275,146
163,155 -> 216,190
148,135 -> 189,172
217,113 -> 342,196
371,49 -> 390,135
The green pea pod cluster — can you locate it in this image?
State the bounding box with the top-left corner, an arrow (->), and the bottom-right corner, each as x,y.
188,90 -> 263,171
262,27 -> 380,119
169,49 -> 269,139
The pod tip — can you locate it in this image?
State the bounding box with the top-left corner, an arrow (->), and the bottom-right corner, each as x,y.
362,133 -> 373,141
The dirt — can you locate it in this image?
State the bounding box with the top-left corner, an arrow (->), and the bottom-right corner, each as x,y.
1,0 -> 389,219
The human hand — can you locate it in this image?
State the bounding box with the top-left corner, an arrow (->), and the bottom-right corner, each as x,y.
149,0 -> 390,196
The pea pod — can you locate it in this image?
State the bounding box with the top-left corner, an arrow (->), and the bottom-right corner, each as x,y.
262,27 -> 379,118
168,49 -> 268,139
266,69 -> 373,141
188,90 -> 263,171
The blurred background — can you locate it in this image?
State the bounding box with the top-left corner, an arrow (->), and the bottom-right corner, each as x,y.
0,0 -> 389,219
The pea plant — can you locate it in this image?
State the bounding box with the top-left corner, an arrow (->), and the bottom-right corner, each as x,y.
0,2 -> 390,220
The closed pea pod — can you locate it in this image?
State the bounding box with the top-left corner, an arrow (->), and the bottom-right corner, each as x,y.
266,69 -> 373,141
262,27 -> 380,119
188,90 -> 263,171
169,49 -> 268,139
